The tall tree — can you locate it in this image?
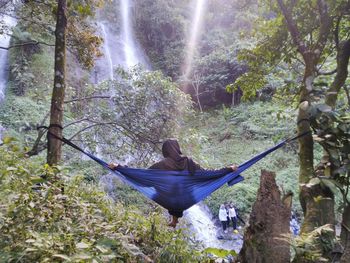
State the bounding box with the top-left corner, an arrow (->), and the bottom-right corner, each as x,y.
277,0 -> 334,234
232,0 -> 350,236
47,0 -> 67,165
7,0 -> 103,164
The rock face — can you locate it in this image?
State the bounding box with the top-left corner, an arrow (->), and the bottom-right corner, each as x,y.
237,170 -> 291,263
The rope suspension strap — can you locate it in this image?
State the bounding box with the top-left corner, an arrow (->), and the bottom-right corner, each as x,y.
37,125 -> 110,168
285,131 -> 312,143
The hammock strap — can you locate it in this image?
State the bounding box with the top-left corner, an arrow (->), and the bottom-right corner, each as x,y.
38,125 -> 110,169
38,125 -> 310,171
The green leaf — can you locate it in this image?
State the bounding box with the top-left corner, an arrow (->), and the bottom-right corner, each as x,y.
30,176 -> 45,184
53,254 -> 71,261
73,253 -> 92,260
203,247 -> 237,258
2,136 -> 16,144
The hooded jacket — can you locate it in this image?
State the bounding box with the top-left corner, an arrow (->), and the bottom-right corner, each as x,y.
149,139 -> 201,176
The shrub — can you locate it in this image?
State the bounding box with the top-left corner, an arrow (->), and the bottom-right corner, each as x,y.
0,138 -> 210,262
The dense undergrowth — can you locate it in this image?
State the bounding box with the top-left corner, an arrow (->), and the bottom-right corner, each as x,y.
0,139 -> 211,262
178,102 -> 303,220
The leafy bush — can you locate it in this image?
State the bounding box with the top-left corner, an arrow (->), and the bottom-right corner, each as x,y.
179,102 -> 301,218
0,95 -> 49,131
69,67 -> 194,167
0,138 -> 210,262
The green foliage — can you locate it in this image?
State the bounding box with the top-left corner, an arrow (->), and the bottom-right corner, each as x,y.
17,0 -> 103,70
291,224 -> 336,262
203,247 -> 237,258
7,27 -> 46,96
230,0 -> 350,105
0,95 -> 49,131
0,139 -> 210,262
179,102 -> 301,218
310,104 -> 350,203
67,67 -> 193,167
134,0 -> 188,78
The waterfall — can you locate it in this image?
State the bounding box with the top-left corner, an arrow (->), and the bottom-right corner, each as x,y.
183,203 -> 243,252
0,14 -> 16,143
99,23 -> 115,81
184,204 -> 219,247
93,0 -> 149,84
119,0 -> 149,69
120,0 -> 139,68
0,15 -> 16,103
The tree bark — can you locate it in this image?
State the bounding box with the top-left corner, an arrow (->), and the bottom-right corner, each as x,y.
325,40 -> 350,108
341,204 -> 350,263
47,0 -> 67,165
237,170 -> 291,263
297,65 -> 333,234
277,0 -> 335,234
324,40 -> 350,258
299,180 -> 335,233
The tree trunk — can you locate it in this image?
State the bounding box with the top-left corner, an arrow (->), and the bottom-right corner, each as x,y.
277,0 -> 335,234
299,180 -> 335,233
47,0 -> 67,165
237,170 -> 291,263
297,63 -> 335,234
232,87 -> 243,106
325,40 -> 350,108
340,204 -> 350,263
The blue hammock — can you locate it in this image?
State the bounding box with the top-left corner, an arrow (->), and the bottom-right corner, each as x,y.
48,131 -> 307,213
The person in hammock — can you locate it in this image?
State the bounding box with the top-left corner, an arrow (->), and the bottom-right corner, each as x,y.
108,139 -> 238,228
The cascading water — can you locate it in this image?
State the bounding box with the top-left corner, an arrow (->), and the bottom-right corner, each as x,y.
94,0 -> 149,84
0,15 -> 16,102
120,0 -> 139,68
0,14 -> 17,142
96,0 -> 150,180
183,203 -> 243,252
99,22 -> 115,81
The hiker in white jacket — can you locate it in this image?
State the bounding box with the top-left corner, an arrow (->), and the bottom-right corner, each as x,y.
219,204 -> 228,233
228,204 -> 238,232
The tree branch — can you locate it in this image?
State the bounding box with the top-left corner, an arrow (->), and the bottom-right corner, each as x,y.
26,112 -> 50,156
314,0 -> 332,55
64,95 -> 111,104
317,69 -> 337,76
68,122 -> 116,141
63,118 -> 89,129
277,0 -> 308,56
0,40 -> 55,50
334,15 -> 342,50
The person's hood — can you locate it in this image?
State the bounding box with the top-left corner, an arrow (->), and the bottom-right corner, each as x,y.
162,139 -> 182,160
161,139 -> 196,175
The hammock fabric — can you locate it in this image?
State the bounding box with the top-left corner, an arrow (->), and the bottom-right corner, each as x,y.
47,130 -> 308,214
